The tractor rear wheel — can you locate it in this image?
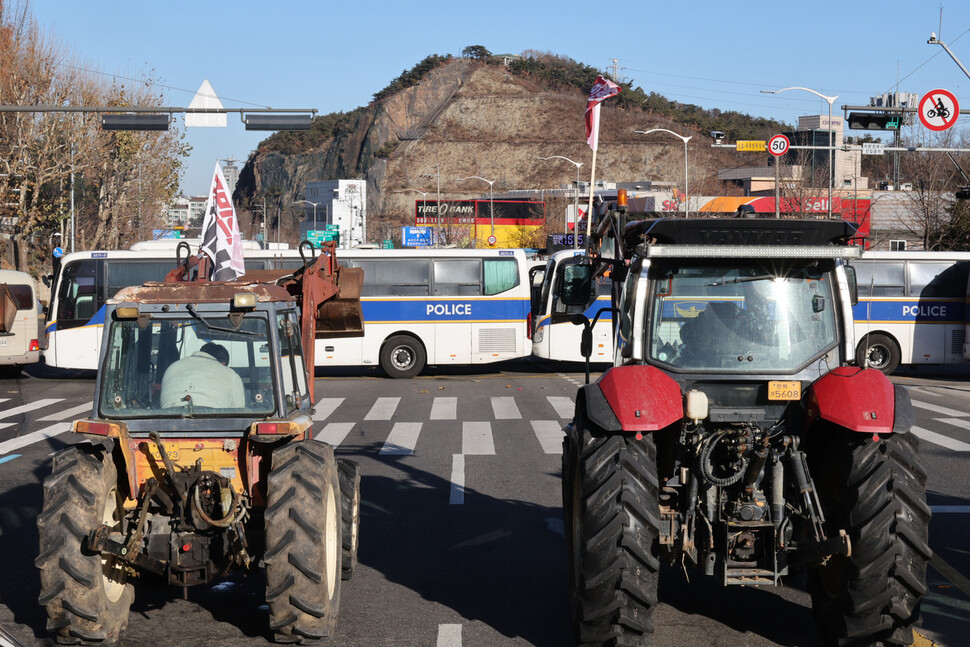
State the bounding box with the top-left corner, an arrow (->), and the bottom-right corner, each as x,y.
265,441 -> 342,643
564,411 -> 660,646
337,459 -> 361,580
808,430 -> 931,646
36,444 -> 134,644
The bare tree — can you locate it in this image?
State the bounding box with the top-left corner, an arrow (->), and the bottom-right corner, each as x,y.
897,127 -> 961,249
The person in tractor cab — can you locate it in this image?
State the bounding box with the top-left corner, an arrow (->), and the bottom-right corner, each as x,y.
160,341 -> 245,409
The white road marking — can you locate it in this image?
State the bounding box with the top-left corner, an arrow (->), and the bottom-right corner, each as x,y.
430,397 -> 457,420
449,455 -> 465,505
311,398 -> 344,421
436,623 -> 462,647
936,417 -> 970,432
462,422 -> 494,455
531,420 -> 564,454
38,401 -> 93,421
547,396 -> 574,419
0,422 -> 72,455
380,422 -> 421,455
314,422 -> 355,447
0,398 -> 63,421
490,396 -> 521,420
911,426 -> 970,452
365,397 -> 400,421
911,399 -> 969,418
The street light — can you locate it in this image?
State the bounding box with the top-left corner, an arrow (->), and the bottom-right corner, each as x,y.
633,129 -> 692,218
293,199 -> 322,233
761,86 -> 839,219
457,175 -> 495,244
537,156 -> 583,246
419,164 -> 441,247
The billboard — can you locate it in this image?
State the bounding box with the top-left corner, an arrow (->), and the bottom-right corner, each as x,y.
414,200 -> 545,225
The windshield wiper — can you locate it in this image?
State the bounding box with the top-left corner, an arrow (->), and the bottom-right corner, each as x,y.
185,303 -> 261,336
706,274 -> 781,287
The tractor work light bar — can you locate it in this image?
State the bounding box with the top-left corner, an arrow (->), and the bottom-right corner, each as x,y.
645,245 -> 862,259
243,114 -> 312,131
101,114 -> 171,131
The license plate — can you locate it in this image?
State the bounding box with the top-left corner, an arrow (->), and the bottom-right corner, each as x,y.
768,381 -> 801,401
148,445 -> 179,461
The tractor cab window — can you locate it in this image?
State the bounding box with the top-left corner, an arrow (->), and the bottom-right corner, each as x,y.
278,312 -> 309,413
647,259 -> 840,372
99,313 -> 275,418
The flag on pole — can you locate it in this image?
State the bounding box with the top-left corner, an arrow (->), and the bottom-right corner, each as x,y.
585,75 -> 622,151
199,162 -> 245,281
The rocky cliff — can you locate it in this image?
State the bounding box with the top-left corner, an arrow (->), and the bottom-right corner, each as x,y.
235,56 -> 763,244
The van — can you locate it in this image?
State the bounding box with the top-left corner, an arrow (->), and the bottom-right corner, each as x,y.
0,269 -> 41,377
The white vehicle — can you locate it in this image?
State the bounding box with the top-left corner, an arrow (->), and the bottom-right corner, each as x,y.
530,249 -> 612,363
850,250 -> 970,373
45,245 -> 532,377
0,269 -> 41,377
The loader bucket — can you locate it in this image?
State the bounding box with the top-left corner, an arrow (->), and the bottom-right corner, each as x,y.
0,285 -> 17,334
315,266 -> 364,338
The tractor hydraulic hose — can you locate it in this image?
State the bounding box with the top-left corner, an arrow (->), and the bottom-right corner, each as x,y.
699,430 -> 748,487
191,482 -> 244,528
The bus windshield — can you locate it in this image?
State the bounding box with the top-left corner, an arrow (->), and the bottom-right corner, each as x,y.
98,314 -> 277,418
647,260 -> 840,372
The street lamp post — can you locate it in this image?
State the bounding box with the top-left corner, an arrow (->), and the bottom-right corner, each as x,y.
634,129 -> 692,218
457,175 -> 495,245
419,164 -> 441,247
394,189 -> 431,245
293,199 -> 322,235
761,86 -> 838,219
537,156 -> 583,247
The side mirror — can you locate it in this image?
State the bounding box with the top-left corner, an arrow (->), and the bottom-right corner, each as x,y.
844,265 -> 858,306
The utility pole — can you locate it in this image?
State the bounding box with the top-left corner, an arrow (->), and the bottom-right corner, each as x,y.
610,59 -> 620,82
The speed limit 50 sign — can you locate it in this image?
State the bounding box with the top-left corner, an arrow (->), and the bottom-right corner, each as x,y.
768,134 -> 790,157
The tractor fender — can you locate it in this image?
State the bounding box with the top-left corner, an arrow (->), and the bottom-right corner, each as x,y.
806,366 -> 910,434
580,364 -> 683,433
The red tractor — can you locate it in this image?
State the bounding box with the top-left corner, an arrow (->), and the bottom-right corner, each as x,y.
560,213 -> 930,646
36,242 -> 364,644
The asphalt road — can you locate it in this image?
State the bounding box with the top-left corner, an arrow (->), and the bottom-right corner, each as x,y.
0,359 -> 968,647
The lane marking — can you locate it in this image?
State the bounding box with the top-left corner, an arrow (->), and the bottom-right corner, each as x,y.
380,422 -> 421,455
436,623 -> 462,647
430,397 -> 457,420
0,423 -> 72,456
365,397 -> 401,421
547,396 -> 574,419
532,420 -> 564,454
449,455 -> 465,505
0,454 -> 20,465
911,400 -> 969,418
935,417 -> 970,433
313,422 -> 355,447
910,426 -> 970,452
0,398 -> 63,421
490,396 -> 521,420
38,401 -> 93,422
557,372 -> 584,388
462,422 -> 495,455
311,398 -> 344,421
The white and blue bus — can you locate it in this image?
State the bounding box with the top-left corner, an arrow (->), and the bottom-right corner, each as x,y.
530,249 -> 613,363
44,243 -> 532,377
850,250 -> 970,374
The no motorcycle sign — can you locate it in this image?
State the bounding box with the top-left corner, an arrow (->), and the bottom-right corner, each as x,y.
918,89 -> 959,131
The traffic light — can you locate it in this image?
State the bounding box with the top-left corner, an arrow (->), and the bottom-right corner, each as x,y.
957,187 -> 970,200
848,112 -> 902,131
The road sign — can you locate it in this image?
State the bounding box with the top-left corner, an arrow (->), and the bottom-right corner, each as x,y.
767,134 -> 790,157
487,235 -> 497,246
736,140 -> 767,152
862,142 -> 885,156
307,229 -> 338,246
52,246 -> 64,258
403,226 -> 434,247
918,88 -> 960,131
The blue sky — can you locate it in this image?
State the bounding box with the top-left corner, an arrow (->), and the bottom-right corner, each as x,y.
28,0 -> 970,196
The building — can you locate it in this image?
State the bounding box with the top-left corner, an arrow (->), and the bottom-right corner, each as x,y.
163,195 -> 207,228
221,159 -> 240,196
302,180 -> 367,249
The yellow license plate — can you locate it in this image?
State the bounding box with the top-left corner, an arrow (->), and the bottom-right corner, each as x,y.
147,445 -> 179,461
768,381 -> 801,401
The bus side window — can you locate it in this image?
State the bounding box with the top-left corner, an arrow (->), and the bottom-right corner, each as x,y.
56,260 -> 100,328
909,262 -> 966,298
853,261 -> 904,297
483,259 -> 519,295
434,260 -> 481,296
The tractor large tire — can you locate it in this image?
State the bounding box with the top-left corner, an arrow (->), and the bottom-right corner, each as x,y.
265,441 -> 343,643
36,444 -> 134,644
808,430 -> 931,646
337,459 -> 360,580
564,411 -> 661,647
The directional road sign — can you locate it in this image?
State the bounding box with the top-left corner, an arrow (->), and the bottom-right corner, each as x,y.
918,88 -> 960,132
768,134 -> 790,157
736,140 -> 766,152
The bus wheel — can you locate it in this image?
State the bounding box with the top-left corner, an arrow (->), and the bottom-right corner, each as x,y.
380,335 -> 425,379
856,333 -> 900,374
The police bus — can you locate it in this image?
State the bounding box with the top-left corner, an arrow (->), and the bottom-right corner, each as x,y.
44,243 -> 532,377
851,250 -> 970,373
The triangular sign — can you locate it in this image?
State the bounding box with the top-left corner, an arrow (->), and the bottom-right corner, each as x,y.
186,80 -> 227,128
